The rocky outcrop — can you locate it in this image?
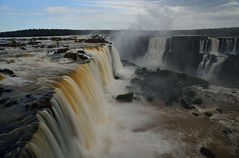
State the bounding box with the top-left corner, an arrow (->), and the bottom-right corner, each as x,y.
116,92 -> 134,102
84,35 -> 109,43
0,68 -> 16,77
54,48 -> 69,54
0,85 -> 54,157
131,68 -> 209,105
64,53 -> 89,61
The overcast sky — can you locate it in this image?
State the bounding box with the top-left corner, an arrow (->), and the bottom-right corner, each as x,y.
0,0 -> 239,32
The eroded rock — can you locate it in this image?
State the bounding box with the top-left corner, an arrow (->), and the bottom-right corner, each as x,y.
116,92 -> 134,102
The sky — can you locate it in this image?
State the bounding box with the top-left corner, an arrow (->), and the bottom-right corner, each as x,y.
0,0 -> 239,32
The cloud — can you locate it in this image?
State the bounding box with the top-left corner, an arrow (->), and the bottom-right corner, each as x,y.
46,6 -> 75,14
0,0 -> 239,31
220,1 -> 239,7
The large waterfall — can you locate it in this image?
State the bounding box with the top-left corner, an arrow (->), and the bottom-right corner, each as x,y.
19,44 -> 123,158
141,37 -> 166,68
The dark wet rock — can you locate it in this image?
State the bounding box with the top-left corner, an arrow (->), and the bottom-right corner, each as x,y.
216,108 -> 222,113
0,123 -> 39,158
84,35 -> 109,43
0,87 -> 13,95
77,50 -> 86,54
55,48 -> 69,54
192,112 -> 199,117
146,96 -> 153,102
223,127 -> 233,135
0,68 -> 16,77
200,147 -> 215,158
116,92 -> 134,102
204,112 -> 213,117
4,100 -> 17,107
64,53 -> 78,61
183,88 -> 197,98
181,97 -> 194,109
114,76 -> 121,80
64,52 -> 90,61
0,98 -> 8,104
135,67 -> 147,74
29,98 -> 52,109
47,44 -> 56,48
24,88 -> 53,110
192,98 -> 203,105
20,46 -> 26,50
121,60 -> 137,67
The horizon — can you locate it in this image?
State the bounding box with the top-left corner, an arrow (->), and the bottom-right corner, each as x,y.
1,0 -> 239,32
1,26 -> 239,33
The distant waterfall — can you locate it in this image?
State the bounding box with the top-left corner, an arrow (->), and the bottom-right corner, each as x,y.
233,37 -> 237,54
199,39 -> 205,54
210,38 -> 219,55
20,45 -> 123,158
110,45 -> 124,77
142,37 -> 166,68
197,38 -> 224,76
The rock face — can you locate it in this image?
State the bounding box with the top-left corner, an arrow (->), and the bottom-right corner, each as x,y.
160,36 -> 239,87
163,36 -> 204,74
64,53 -> 89,61
131,68 -> 208,105
216,55 -> 239,87
0,85 -> 54,157
116,92 -> 134,102
84,35 -> 109,43
54,48 -> 69,54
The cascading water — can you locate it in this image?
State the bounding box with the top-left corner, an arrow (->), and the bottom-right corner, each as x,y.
233,37 -> 237,54
20,45 -> 123,158
210,38 -> 220,55
199,39 -> 205,54
109,45 -> 124,77
197,38 -> 224,76
141,37 -> 166,68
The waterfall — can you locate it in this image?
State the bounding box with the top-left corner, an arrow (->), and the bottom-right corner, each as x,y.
169,38 -> 172,53
199,39 -> 205,54
110,45 -> 124,77
142,37 -> 166,68
226,39 -> 230,54
197,54 -> 211,75
197,38 -> 221,76
210,38 -> 219,55
233,37 -> 237,54
20,45 -> 123,158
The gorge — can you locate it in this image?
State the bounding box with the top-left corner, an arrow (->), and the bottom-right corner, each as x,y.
0,32 -> 239,158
